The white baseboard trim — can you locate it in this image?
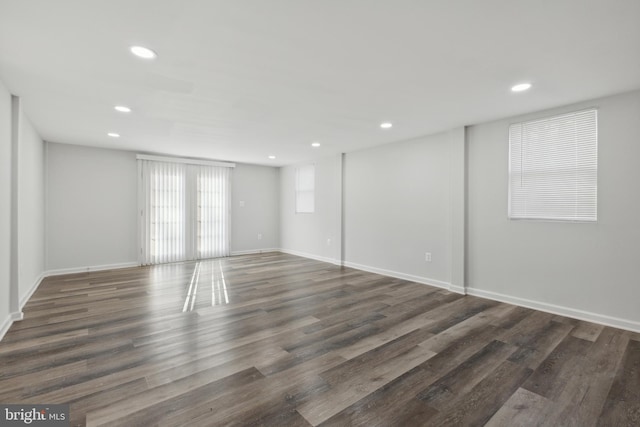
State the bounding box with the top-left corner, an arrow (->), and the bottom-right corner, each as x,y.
231,248 -> 279,256
0,311 -> 24,342
342,260 -> 452,290
20,272 -> 46,309
0,315 -> 13,342
45,262 -> 140,277
279,248 -> 342,266
466,287 -> 640,333
448,284 -> 467,295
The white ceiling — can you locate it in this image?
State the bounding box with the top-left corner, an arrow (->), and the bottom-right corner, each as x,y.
1,0 -> 639,166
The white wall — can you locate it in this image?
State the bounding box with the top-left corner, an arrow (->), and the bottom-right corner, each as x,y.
46,143 -> 138,271
0,80 -> 12,334
18,113 -> 45,302
46,143 -> 281,270
280,154 -> 342,263
344,131 -> 463,288
231,163 -> 280,253
467,90 -> 640,329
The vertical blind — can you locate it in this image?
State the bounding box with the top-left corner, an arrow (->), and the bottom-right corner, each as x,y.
509,108 -> 598,221
295,164 -> 315,213
139,161 -> 187,264
139,158 -> 231,265
196,165 -> 230,259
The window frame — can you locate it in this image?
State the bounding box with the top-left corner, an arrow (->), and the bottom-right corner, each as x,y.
295,164 -> 315,214
507,108 -> 598,223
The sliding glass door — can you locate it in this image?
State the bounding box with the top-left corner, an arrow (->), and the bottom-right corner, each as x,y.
138,158 -> 231,265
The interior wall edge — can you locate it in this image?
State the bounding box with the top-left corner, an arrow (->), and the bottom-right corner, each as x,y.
19,271 -> 46,309
0,315 -> 13,343
0,311 -> 24,342
9,95 -> 20,315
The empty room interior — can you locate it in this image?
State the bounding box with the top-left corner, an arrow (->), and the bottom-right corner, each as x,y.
1,1 -> 640,426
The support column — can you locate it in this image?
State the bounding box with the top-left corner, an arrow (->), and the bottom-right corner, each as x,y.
449,127 -> 466,294
9,95 -> 22,320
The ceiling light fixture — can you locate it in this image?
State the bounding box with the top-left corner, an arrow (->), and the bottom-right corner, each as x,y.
107,132 -> 120,138
380,122 -> 393,129
114,105 -> 131,113
268,155 -> 276,159
311,142 -> 321,147
511,83 -> 532,92
130,45 -> 157,59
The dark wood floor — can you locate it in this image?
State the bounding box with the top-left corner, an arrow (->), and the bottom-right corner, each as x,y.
1,253 -> 638,426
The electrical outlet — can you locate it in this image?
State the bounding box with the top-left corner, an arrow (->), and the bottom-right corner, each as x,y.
327,238 -> 331,246
257,233 -> 262,240
239,200 -> 245,208
425,252 -> 432,262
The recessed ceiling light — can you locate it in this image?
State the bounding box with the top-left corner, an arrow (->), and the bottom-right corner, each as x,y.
511,83 -> 532,92
268,155 -> 276,159
380,122 -> 393,129
107,132 -> 120,138
311,142 -> 321,147
130,45 -> 157,59
114,105 -> 131,113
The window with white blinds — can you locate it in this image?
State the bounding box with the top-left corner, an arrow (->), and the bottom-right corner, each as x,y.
295,164 -> 315,213
508,108 -> 598,221
139,157 -> 232,265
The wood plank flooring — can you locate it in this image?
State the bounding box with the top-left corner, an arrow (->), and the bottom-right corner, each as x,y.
0,252 -> 638,426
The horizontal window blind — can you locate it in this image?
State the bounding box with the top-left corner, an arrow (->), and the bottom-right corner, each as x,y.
295,164 -> 315,213
509,108 -> 598,221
